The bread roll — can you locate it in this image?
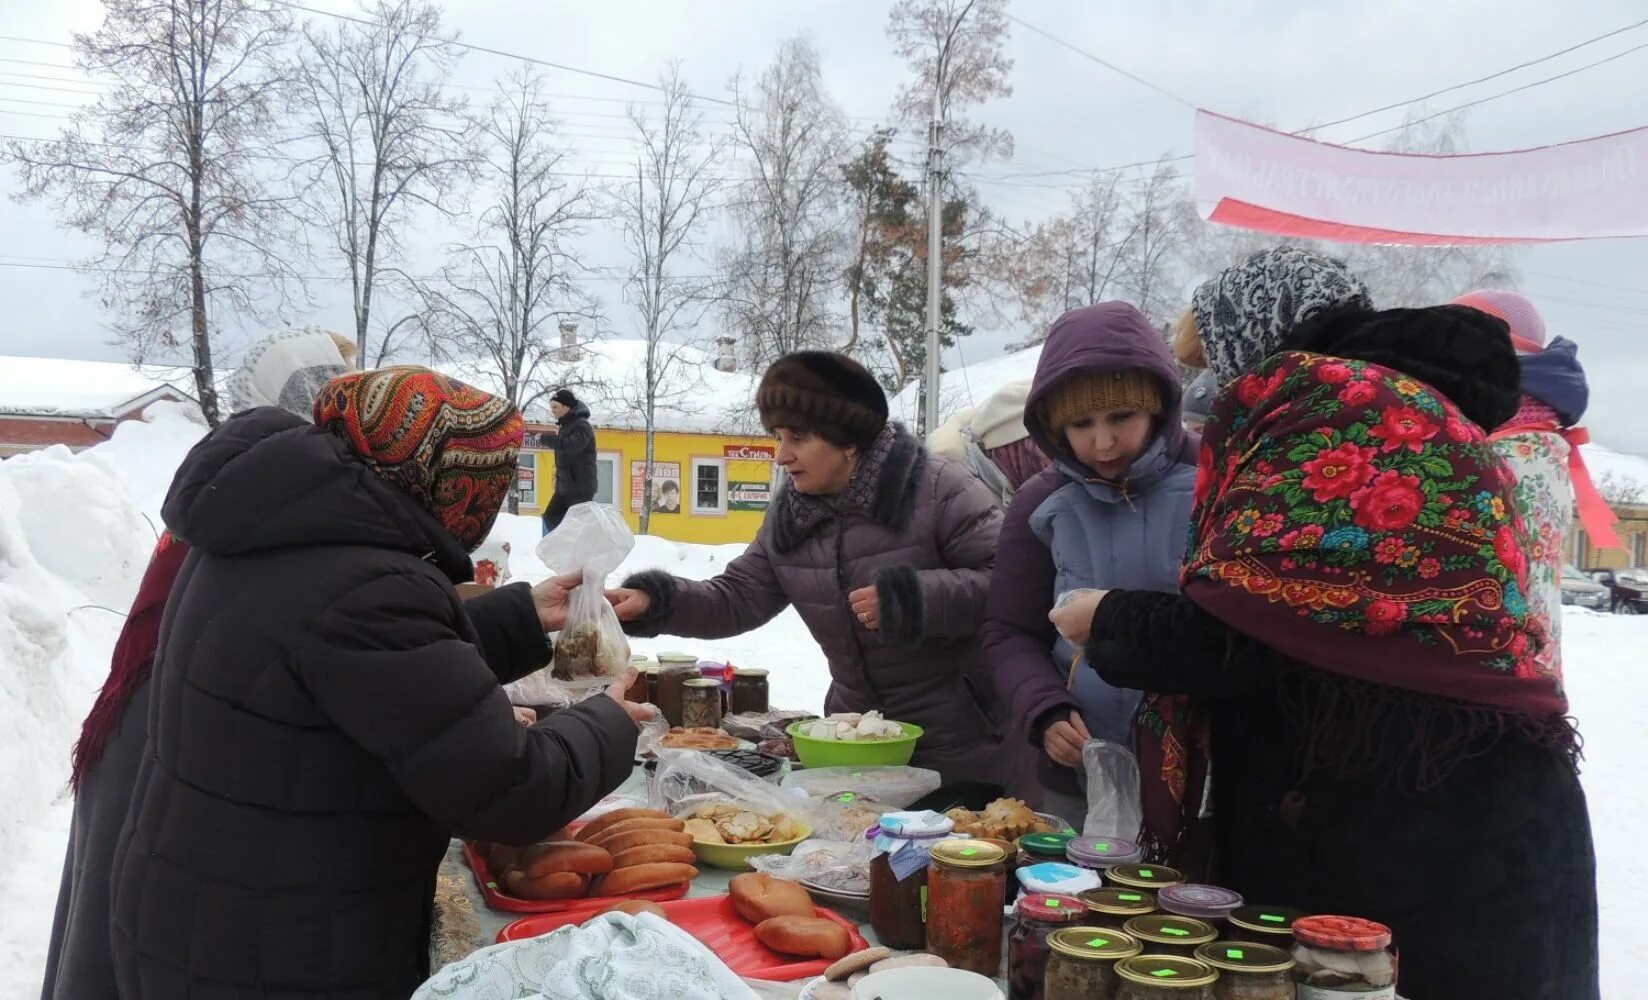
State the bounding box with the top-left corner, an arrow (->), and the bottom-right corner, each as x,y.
502,869 -> 587,900
589,862 -> 699,896
574,808 -> 672,843
587,817 -> 686,849
752,915 -> 853,959
610,844 -> 697,869
729,872 -> 815,924
597,829 -> 694,857
518,841 -> 613,878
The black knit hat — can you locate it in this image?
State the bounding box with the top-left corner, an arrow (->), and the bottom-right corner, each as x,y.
551,388 -> 579,408
757,351 -> 888,449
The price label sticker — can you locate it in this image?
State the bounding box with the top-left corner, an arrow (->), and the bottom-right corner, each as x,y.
1138,868 -> 1156,879
839,793 -> 856,802
1086,937 -> 1110,948
1162,927 -> 1190,937
1226,948 -> 1246,960
1119,893 -> 1144,902
1151,969 -> 1179,979
1046,899 -> 1061,907
961,848 -> 979,857
1260,913 -> 1287,924
1095,842 -> 1110,851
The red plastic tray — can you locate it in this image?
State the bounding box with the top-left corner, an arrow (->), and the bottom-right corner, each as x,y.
496,893 -> 869,981
462,841 -> 690,914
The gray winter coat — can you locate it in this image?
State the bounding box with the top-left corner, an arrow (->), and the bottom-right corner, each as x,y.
623,425 -> 1035,788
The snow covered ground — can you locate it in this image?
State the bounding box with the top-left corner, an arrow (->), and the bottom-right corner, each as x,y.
0,402 -> 1642,994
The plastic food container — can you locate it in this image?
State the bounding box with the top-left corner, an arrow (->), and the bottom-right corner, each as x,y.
1065,835 -> 1143,870
780,765 -> 943,808
1106,863 -> 1185,892
1157,884 -> 1244,926
1043,926 -> 1142,1000
1008,894 -> 1087,1000
1078,886 -> 1158,930
1194,941 -> 1296,1000
1291,915 -> 1398,998
1016,861 -> 1103,896
1113,955 -> 1219,999
927,839 -> 1010,976
1223,905 -> 1305,946
1017,832 -> 1076,869
786,719 -> 924,768
1122,914 -> 1219,958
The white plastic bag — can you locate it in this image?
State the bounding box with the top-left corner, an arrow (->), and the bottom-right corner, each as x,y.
1081,739 -> 1143,840
647,749 -> 812,827
535,502 -> 634,682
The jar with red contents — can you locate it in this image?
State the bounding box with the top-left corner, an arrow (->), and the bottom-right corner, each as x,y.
1291,915 -> 1398,999
926,839 -> 1009,976
1008,893 -> 1086,1000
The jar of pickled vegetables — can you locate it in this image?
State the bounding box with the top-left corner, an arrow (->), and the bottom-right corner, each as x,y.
1078,886 -> 1158,931
867,812 -> 955,951
1018,831 -> 1075,869
680,677 -> 722,729
927,839 -> 1009,976
1194,942 -> 1295,1000
1113,955 -> 1219,1000
1106,863 -> 1185,893
1044,926 -> 1142,1000
1291,915 -> 1397,999
1008,894 -> 1087,1000
1223,905 -> 1304,947
655,659 -> 699,726
1122,914 -> 1219,958
1157,884 -> 1244,929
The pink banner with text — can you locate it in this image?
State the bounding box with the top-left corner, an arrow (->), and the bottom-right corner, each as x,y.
1194,111 -> 1648,245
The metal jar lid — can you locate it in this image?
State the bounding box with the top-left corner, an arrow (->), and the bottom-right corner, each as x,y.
732,667 -> 769,677
682,678 -> 720,689
1194,941 -> 1296,975
1078,887 -> 1157,917
1227,904 -> 1306,936
1293,914 -> 1393,952
1122,914 -> 1219,947
1106,862 -> 1185,890
929,838 -> 1007,869
1047,926 -> 1142,962
1113,955 -> 1220,989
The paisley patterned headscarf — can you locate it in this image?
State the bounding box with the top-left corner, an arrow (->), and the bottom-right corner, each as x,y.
313,366 -> 524,551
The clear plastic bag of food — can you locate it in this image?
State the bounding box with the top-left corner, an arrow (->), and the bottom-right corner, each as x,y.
648,749 -> 813,829
748,839 -> 872,895
1081,739 -> 1143,840
806,791 -> 899,841
535,502 -> 634,682
779,766 -> 942,809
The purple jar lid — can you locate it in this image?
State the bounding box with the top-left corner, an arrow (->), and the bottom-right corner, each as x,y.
1157,883 -> 1245,921
1066,836 -> 1144,869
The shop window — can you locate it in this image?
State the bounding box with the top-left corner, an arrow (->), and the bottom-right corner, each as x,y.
692,457 -> 726,514
595,451 -> 620,506
516,452 -> 537,507
1635,530 -> 1647,569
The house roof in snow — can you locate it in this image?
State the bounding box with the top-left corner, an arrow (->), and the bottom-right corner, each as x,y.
0,355 -> 197,420
889,346 -> 1042,427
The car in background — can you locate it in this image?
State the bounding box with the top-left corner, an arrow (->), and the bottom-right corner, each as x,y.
1560,564 -> 1610,610
1587,567 -> 1648,614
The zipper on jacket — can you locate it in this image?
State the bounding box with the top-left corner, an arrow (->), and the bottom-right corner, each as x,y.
834,517 -> 887,706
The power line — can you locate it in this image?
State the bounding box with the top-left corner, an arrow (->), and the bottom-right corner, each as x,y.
0,35 -> 72,49
1522,268 -> 1648,297
1005,13 -> 1197,109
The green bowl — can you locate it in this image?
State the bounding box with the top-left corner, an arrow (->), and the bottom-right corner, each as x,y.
690,822 -> 812,871
785,720 -> 923,769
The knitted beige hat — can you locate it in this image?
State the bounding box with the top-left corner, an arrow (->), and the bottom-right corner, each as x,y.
1040,370 -> 1163,433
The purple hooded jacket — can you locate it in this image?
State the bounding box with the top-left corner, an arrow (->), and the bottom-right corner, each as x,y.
981,302 -> 1199,798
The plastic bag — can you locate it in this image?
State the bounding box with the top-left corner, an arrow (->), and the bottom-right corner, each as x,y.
647,749 -> 812,827
1081,739 -> 1142,840
535,502 -> 634,682
806,791 -> 899,841
749,839 -> 872,895
779,766 -> 942,809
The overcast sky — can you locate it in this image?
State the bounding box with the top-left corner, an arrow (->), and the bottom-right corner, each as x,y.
2,0 -> 1645,451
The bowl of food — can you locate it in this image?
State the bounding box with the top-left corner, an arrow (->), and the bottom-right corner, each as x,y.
679,801 -> 812,870
786,712 -> 923,769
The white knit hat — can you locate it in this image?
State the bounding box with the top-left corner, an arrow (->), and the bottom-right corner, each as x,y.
226,327 -> 351,419
967,379 -> 1035,451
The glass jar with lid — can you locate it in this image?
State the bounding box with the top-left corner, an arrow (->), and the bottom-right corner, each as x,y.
1078,886 -> 1158,931
1291,915 -> 1397,999
1122,914 -> 1219,958
680,677 -> 722,729
1222,905 -> 1305,947
868,811 -> 955,950
730,667 -> 770,714
654,656 -> 699,726
926,839 -> 1009,976
644,665 -> 661,706
976,837 -> 1019,905
623,656 -> 651,702
1113,955 -> 1219,1000
1193,942 -> 1294,1000
1008,894 -> 1087,1000
1157,884 -> 1244,929
1017,831 -> 1075,869
1044,926 -> 1142,1000
1107,863 -> 1185,893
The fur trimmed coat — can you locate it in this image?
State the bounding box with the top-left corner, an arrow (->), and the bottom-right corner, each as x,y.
622,425 -> 1034,787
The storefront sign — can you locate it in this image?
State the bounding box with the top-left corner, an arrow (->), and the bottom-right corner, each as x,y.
729,480 -> 771,511
630,460 -> 682,514
724,443 -> 776,461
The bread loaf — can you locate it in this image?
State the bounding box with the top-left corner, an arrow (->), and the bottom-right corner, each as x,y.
597,829 -> 694,857
587,817 -> 686,849
589,862 -> 698,896
502,869 -> 587,900
574,808 -> 672,843
729,872 -> 815,924
752,915 -> 853,959
610,844 -> 697,869
518,841 -> 613,878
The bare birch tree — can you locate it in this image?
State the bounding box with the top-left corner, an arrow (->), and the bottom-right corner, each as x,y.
720,37 -> 849,370
1116,158 -> 1190,326
618,66 -> 724,534
3,0 -> 300,426
887,0 -> 1014,163
291,0 -> 476,363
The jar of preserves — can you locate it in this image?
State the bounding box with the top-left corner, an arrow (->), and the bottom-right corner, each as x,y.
1008,894 -> 1086,1000
868,812 -> 955,950
1223,905 -> 1304,947
1044,926 -> 1142,1000
1078,887 -> 1158,931
1107,863 -> 1185,893
644,666 -> 661,706
1065,835 -> 1143,871
1113,955 -> 1219,1000
681,677 -> 722,729
927,839 -> 1009,976
1157,884 -> 1244,928
730,667 -> 770,713
1291,915 -> 1397,999
977,837 -> 1019,906
622,662 -> 650,702
1122,914 -> 1219,958
1017,831 -> 1075,869
655,660 -> 699,727
1194,942 -> 1295,1000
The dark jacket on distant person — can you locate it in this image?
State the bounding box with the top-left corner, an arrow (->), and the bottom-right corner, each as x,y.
544,400 -> 598,500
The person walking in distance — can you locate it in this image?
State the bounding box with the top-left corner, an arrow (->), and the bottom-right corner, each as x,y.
540,388 -> 598,535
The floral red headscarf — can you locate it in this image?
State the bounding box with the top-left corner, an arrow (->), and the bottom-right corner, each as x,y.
1182,350 -> 1562,714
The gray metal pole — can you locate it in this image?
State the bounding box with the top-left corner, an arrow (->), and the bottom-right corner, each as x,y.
922,112 -> 944,438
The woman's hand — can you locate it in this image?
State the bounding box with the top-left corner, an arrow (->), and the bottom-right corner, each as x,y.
1049,589 -> 1109,646
604,587 -> 653,622
1043,710 -> 1091,769
847,586 -> 879,631
512,706 -> 538,727
603,667 -> 656,727
530,571 -> 584,632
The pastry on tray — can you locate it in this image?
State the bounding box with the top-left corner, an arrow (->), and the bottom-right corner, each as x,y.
660,727 -> 741,751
